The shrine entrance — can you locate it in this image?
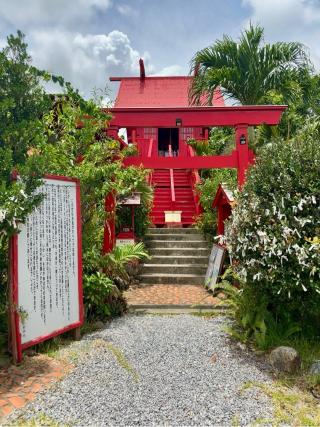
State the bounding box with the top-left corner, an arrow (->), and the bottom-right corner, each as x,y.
158,128 -> 179,157
104,61 -> 286,248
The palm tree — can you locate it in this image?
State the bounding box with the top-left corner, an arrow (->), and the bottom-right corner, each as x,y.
189,24 -> 311,105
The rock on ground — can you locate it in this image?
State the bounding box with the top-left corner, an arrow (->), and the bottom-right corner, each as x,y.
9,315 -> 273,426
309,360 -> 320,376
269,346 -> 301,374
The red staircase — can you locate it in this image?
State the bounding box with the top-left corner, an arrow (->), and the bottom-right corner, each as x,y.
150,169 -> 197,226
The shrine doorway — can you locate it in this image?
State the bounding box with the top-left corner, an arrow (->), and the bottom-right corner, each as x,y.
158,128 -> 179,157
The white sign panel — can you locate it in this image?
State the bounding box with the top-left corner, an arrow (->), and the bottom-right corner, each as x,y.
16,177 -> 83,347
205,244 -> 226,290
116,238 -> 135,247
119,192 -> 141,205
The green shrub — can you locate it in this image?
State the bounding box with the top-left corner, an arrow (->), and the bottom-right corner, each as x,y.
82,243 -> 148,320
195,168 -> 237,236
217,269 -> 301,349
83,272 -> 126,320
226,119 -> 320,337
187,128 -> 237,236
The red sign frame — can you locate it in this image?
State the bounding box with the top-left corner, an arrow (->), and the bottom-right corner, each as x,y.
9,175 -> 83,363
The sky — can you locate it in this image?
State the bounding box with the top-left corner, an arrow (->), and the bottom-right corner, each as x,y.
1,0 -> 320,101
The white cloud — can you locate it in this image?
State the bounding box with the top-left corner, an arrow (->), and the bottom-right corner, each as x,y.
0,0 -> 112,27
152,64 -> 183,76
243,0 -> 320,68
29,29 -> 154,98
117,4 -> 138,17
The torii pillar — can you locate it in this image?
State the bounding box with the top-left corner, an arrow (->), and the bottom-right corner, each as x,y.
235,124 -> 250,187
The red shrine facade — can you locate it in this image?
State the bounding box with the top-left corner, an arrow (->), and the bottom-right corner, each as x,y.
104,59 -> 286,242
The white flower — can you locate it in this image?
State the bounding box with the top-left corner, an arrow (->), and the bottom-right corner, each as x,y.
0,209 -> 7,223
298,199 -> 305,211
20,189 -> 27,198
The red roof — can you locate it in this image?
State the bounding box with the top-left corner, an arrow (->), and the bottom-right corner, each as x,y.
112,76 -> 224,108
212,184 -> 235,208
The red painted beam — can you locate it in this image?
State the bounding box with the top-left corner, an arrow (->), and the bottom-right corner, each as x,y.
107,105 -> 287,128
123,151 -> 238,169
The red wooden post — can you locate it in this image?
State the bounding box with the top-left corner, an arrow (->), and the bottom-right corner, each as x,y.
235,124 -> 249,187
107,126 -> 119,140
212,184 -> 234,235
8,236 -> 22,364
132,129 -> 136,143
103,191 -> 116,253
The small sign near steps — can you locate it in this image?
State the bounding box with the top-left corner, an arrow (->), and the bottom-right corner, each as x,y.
164,211 -> 182,223
205,244 -> 226,290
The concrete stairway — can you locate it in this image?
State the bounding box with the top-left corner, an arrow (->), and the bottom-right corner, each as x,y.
140,228 -> 210,285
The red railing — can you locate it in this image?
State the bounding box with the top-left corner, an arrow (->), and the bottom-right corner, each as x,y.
168,145 -> 176,207
147,138 -> 154,185
147,138 -> 154,158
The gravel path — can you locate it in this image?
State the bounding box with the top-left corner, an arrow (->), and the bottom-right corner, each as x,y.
10,315 -> 273,426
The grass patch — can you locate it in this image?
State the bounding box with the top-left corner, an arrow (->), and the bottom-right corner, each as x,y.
8,413 -> 67,426
284,337 -> 320,372
103,341 -> 139,382
134,311 -> 182,316
34,336 -> 73,359
242,381 -> 320,426
24,321 -> 107,362
192,309 -> 230,318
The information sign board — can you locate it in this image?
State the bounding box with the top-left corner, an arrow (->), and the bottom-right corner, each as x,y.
204,244 -> 226,290
10,176 -> 83,362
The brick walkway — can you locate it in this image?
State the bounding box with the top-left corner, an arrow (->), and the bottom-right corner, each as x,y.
0,354 -> 71,421
124,284 -> 221,306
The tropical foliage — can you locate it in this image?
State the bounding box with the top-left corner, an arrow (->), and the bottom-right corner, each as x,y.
0,32 -> 55,355
187,128 -> 237,235
0,31 -> 152,353
189,24 -> 311,106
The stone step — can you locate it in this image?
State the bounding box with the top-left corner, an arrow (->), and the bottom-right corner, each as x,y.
147,227 -> 198,234
141,264 -> 207,275
148,248 -> 211,256
145,233 -> 207,241
129,306 -> 225,314
146,240 -> 208,249
139,273 -> 205,285
144,255 -> 209,265
151,220 -> 195,225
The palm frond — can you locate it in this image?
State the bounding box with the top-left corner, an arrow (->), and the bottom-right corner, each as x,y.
111,242 -> 150,263
189,24 -> 311,105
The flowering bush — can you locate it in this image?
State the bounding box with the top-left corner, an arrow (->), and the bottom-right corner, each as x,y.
226,120 -> 320,330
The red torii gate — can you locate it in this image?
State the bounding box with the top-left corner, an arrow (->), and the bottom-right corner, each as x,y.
108,105 -> 286,185
103,104 -> 286,252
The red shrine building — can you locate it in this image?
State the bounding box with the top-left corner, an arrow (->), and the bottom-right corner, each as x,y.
106,59 -> 286,231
